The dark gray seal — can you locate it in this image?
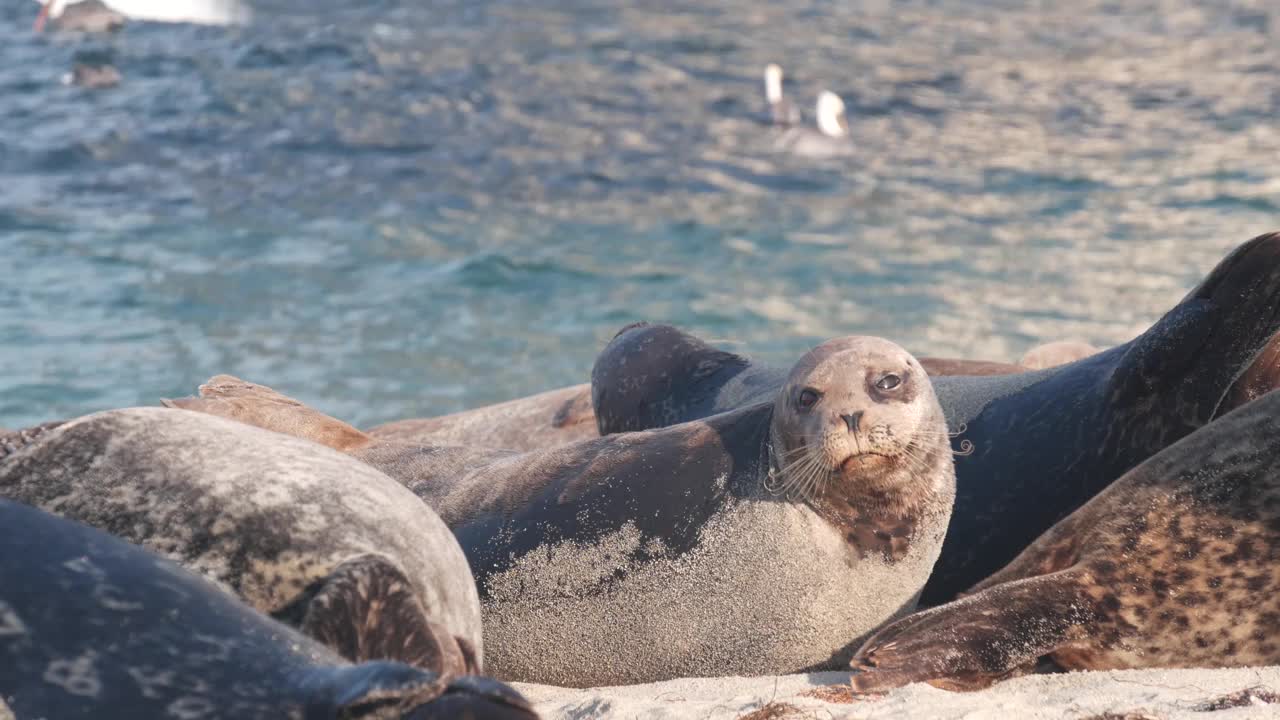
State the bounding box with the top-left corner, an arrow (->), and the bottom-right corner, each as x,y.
848,388 -> 1280,692
0,498 -> 536,719
167,336 -> 957,687
0,407 -> 484,676
588,231 -> 1280,605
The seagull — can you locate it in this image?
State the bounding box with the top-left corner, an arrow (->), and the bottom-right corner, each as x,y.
34,0 -> 252,32
773,90 -> 855,158
764,63 -> 801,127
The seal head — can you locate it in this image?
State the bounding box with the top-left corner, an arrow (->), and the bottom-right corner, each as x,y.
769,337 -> 953,562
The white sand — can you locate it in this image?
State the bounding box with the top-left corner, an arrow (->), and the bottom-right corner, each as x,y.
517,666 -> 1280,719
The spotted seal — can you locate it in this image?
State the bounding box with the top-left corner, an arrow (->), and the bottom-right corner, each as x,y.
167,336 -> 957,687
848,388 -> 1280,691
0,498 -> 536,719
587,231 -> 1280,604
0,407 -> 484,676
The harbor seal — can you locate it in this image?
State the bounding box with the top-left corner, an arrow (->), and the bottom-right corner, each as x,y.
587,231 -> 1280,604
1018,340 -> 1101,370
350,325 -> 1027,456
0,407 -> 484,676
0,498 -> 536,719
167,336 -> 958,687
848,388 -> 1280,691
356,346 -> 1021,455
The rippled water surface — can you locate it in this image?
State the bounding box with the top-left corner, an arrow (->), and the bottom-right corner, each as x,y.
2,0 -> 1278,428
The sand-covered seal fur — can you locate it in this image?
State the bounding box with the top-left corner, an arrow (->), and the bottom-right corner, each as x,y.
168,336 -> 957,687
0,498 -> 536,719
848,388 -> 1280,691
587,231 -> 1280,605
0,407 -> 484,676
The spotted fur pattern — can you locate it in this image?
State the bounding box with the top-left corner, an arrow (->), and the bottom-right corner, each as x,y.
0,407 -> 483,674
850,389 -> 1280,691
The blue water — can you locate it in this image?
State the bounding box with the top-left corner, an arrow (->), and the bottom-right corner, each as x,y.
2,0 -> 1278,429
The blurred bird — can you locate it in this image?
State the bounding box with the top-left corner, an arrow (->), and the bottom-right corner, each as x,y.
773,90 -> 854,158
34,0 -> 252,32
62,62 -> 122,88
764,63 -> 801,127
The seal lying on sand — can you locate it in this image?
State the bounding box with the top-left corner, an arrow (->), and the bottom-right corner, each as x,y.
0,498 -> 536,720
0,407 -> 484,676
848,388 -> 1280,691
587,231 -> 1280,605
168,337 -> 958,687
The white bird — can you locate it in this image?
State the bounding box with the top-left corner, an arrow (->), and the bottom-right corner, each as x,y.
34,0 -> 252,32
763,63 -> 800,127
773,90 -> 854,158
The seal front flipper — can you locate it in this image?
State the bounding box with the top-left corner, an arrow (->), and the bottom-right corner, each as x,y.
308,664 -> 539,719
0,420 -> 65,462
290,554 -> 476,676
1109,231 -> 1280,419
850,567 -> 1099,693
406,675 -> 540,719
163,374 -> 375,452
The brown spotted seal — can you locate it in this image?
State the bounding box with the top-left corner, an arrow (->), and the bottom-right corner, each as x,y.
587,231 -> 1280,605
0,498 -> 537,720
167,336 -> 957,687
848,387 -> 1280,691
0,407 -> 484,677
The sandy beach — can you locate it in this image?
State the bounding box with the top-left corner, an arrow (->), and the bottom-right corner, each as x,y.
518,666 -> 1280,719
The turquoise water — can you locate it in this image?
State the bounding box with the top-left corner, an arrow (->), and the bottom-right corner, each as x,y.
2,1 -> 1278,429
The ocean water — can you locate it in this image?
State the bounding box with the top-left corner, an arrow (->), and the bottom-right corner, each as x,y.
1,0 -> 1277,429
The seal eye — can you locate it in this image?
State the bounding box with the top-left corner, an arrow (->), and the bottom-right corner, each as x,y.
797,388 -> 821,410
875,374 -> 902,391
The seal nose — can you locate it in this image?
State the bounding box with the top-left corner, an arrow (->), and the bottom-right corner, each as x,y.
841,411 -> 863,433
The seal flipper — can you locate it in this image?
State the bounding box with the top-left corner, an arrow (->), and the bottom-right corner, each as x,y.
297,554 -> 474,676
407,676 -> 541,719
850,567 -> 1100,692
1109,231 -> 1280,419
163,374 -> 375,452
0,420 -> 65,462
306,663 -> 539,720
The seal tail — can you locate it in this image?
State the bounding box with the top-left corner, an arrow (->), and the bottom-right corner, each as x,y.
0,420 -> 66,463
1111,231 -> 1280,421
163,375 -> 375,453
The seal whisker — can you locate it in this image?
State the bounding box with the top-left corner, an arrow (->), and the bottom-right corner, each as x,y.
787,456 -> 825,501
